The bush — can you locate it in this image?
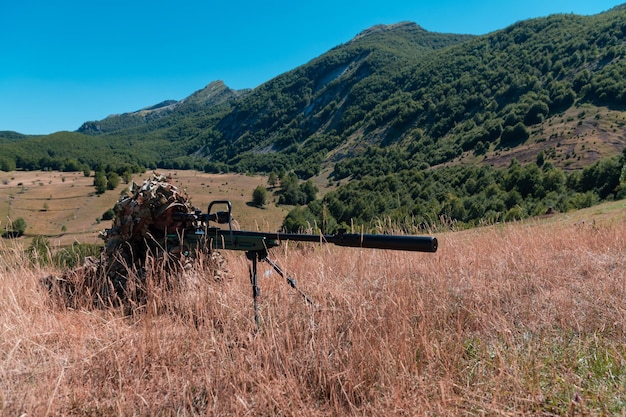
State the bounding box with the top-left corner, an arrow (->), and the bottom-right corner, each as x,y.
282,207 -> 319,233
252,185 -> 269,207
53,243 -> 102,268
93,171 -> 107,194
106,172 -> 120,190
28,235 -> 52,265
3,217 -> 27,238
102,208 -> 115,220
501,122 -> 529,145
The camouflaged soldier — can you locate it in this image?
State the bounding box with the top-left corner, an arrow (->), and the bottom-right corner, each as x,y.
98,174 -> 196,297
44,174 -> 210,307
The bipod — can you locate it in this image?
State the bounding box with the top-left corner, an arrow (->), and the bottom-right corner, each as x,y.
246,249 -> 316,332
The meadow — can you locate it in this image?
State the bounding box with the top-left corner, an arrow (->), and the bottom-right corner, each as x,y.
1,194 -> 625,415
0,170 -> 290,247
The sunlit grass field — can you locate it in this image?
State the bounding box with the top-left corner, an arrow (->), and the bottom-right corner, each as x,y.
1,197 -> 624,415
0,170 -> 289,248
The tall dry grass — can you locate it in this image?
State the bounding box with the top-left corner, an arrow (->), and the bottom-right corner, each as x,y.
1,215 -> 625,416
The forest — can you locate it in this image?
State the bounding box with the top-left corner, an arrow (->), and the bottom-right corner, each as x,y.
282,148 -> 626,232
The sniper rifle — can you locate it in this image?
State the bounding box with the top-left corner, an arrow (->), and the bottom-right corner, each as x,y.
169,200 -> 438,330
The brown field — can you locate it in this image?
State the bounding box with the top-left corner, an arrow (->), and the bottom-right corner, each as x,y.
0,170 -> 291,247
162,170 -> 292,232
1,199 -> 625,415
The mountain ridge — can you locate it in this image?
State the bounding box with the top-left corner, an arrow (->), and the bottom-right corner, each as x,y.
2,9 -> 625,175
76,81 -> 248,134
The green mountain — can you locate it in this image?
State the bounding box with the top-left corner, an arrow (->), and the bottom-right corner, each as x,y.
2,7 -> 626,229
77,81 -> 248,134
62,9 -> 626,176
64,22 -> 472,175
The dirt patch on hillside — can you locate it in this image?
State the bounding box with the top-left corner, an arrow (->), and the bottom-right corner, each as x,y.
457,105 -> 626,169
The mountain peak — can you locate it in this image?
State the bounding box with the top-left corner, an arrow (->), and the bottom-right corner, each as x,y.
77,80 -> 244,135
353,21 -> 426,40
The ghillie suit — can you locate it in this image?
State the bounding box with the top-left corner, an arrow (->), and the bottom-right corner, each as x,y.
44,174 -> 228,310
100,174 -> 196,298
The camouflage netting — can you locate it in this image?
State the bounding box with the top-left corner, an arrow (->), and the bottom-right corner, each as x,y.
44,173 -> 229,309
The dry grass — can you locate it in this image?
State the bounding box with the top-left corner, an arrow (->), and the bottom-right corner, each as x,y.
1,211 -> 625,416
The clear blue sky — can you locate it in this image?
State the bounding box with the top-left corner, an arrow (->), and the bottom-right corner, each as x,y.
1,0 -> 623,135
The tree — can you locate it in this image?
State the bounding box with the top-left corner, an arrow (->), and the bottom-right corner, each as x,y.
524,101 -> 550,125
536,151 -> 545,167
106,172 -> 120,190
93,171 -> 107,194
300,180 -> 318,203
268,171 -> 278,188
501,122 -> 530,146
252,185 -> 269,207
122,170 -> 133,184
282,206 -> 319,233
0,157 -> 16,172
4,217 -> 27,237
278,173 -> 302,205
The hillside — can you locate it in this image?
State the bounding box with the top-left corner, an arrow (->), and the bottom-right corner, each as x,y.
1,7 -> 626,231
0,170 -> 290,247
2,10 -> 626,173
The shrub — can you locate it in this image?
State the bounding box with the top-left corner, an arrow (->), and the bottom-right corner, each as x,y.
28,235 -> 52,265
102,208 -> 115,220
3,217 -> 27,238
501,122 -> 530,145
252,185 -> 269,207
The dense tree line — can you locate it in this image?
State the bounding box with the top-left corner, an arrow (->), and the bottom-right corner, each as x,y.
0,132 -> 153,175
282,149 -> 626,233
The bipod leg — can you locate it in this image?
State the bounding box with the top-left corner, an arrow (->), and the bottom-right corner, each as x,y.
246,250 -> 261,333
261,254 -> 316,307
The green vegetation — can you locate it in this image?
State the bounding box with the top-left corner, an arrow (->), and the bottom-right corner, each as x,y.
252,185 -> 269,207
102,208 -> 115,220
277,173 -> 318,206
27,236 -> 102,268
283,148 -> 626,232
3,217 -> 27,237
93,171 -> 108,194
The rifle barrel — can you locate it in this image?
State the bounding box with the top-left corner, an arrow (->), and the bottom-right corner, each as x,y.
327,233 -> 438,253
212,230 -> 438,253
